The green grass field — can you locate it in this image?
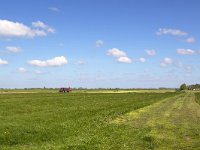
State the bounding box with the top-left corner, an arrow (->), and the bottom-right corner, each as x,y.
0,89 -> 175,94
0,91 -> 200,149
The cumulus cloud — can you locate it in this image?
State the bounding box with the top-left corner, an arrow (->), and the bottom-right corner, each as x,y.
6,46 -> 21,53
107,48 -> 126,57
107,48 -> 132,63
0,19 -> 54,38
17,67 -> 27,73
160,57 -> 173,67
0,58 -> 8,65
185,37 -> 195,43
117,56 -> 132,63
48,7 -> 60,12
28,56 -> 68,67
176,48 -> 195,55
32,21 -> 54,33
146,49 -> 156,56
95,40 -> 104,48
156,28 -> 188,36
138,57 -> 146,63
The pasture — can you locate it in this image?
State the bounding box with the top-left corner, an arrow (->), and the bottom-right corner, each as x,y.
0,91 -> 200,149
0,88 -> 175,94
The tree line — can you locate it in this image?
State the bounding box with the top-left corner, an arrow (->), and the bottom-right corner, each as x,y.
179,83 -> 200,90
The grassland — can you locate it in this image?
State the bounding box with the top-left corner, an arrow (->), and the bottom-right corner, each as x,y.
0,88 -> 175,94
0,91 -> 200,149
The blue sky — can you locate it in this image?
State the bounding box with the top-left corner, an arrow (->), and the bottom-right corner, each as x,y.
0,0 -> 200,88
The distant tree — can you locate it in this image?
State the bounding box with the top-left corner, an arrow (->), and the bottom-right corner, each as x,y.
180,83 -> 187,90
188,84 -> 200,90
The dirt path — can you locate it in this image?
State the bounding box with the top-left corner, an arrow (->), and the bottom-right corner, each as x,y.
112,93 -> 200,149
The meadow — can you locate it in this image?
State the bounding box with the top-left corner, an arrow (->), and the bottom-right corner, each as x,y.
0,91 -> 200,149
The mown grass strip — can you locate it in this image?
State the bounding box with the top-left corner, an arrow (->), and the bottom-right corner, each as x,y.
111,94 -> 183,125
195,92 -> 200,105
112,92 -> 200,149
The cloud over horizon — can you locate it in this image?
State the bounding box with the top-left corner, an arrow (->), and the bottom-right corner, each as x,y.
146,49 -> 156,56
0,58 -> 8,65
6,46 -> 22,53
117,56 -> 132,63
17,67 -> 27,73
156,28 -> 188,36
185,37 -> 195,43
160,57 -> 173,67
32,21 -> 54,33
28,56 -> 68,67
138,57 -> 146,63
157,28 -> 196,44
177,49 -> 195,55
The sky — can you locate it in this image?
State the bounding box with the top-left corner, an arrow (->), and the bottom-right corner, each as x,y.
0,0 -> 200,88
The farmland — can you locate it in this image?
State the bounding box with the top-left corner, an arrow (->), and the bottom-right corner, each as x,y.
0,91 -> 200,149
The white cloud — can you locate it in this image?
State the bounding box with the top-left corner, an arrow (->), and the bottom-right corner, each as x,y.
6,46 -> 21,53
107,48 -> 126,57
48,7 -> 60,12
32,21 -> 54,33
17,67 -> 27,73
160,57 -> 173,67
28,56 -> 68,67
176,48 -> 195,55
139,57 -> 146,63
107,48 -> 132,63
0,58 -> 8,65
163,58 -> 173,64
156,28 -> 188,36
0,19 -> 53,38
146,49 -> 156,56
95,40 -> 104,48
117,56 -> 132,63
185,37 -> 195,43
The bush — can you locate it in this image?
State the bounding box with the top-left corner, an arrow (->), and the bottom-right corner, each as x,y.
180,83 -> 187,91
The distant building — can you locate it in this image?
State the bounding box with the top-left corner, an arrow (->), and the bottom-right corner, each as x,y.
188,84 -> 200,91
